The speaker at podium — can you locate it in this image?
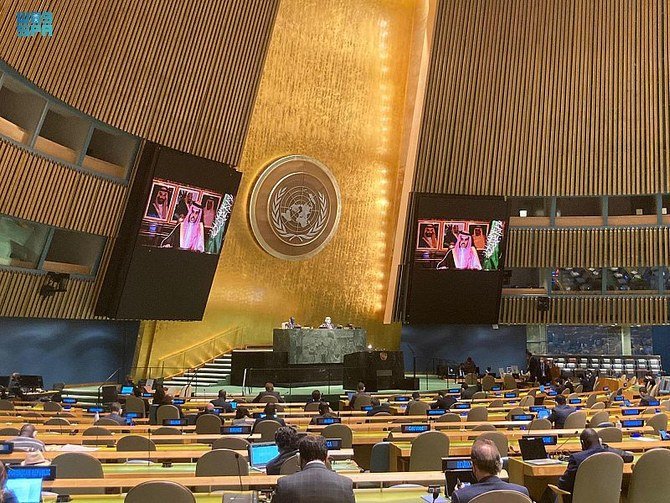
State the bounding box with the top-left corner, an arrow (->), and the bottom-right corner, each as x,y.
343,350 -> 406,391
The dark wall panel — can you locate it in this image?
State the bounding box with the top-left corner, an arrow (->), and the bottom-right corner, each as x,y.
400,324 -> 527,375
0,318 -> 138,387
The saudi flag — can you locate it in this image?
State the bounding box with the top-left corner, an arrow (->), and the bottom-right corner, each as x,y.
483,220 -> 504,270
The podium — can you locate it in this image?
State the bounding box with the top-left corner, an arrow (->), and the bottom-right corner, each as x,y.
273,328 -> 366,364
343,351 -> 406,391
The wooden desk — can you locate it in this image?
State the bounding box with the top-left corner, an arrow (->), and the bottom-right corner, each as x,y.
508,457 -> 634,501
1,447 -> 356,463
41,471 -> 447,492
40,487 -> 433,502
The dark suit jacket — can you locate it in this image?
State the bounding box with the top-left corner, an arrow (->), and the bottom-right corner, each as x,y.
451,475 -> 529,503
252,416 -> 286,431
558,445 -> 634,495
548,404 -> 576,429
107,413 -> 126,425
253,390 -> 284,403
266,448 -> 298,475
271,462 -> 355,503
209,398 -> 233,413
639,395 -> 653,407
432,395 -> 457,410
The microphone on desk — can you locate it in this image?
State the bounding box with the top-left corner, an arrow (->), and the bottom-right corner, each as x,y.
552,430 -> 579,457
235,452 -> 244,491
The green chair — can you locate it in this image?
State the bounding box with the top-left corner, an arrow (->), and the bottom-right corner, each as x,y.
51,453 -> 104,495
549,452 -> 623,503
124,481 -> 195,503
626,448 -> 670,503
409,431 -> 449,471
322,423 -> 353,449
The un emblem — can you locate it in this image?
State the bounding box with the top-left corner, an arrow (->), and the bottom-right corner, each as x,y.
249,155 -> 341,260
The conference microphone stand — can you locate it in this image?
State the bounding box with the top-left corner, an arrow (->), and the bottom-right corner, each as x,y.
98,368 -> 121,406
159,221 -> 182,247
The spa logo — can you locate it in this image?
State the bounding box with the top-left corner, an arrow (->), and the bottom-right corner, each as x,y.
16,11 -> 53,37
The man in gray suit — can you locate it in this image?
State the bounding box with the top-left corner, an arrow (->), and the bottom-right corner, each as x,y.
272,435 -> 354,503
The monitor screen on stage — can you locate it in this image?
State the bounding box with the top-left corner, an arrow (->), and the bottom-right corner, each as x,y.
403,193 -> 509,324
96,143 -> 242,320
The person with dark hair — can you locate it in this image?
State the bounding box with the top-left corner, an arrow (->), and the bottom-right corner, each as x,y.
451,439 -> 529,503
309,402 -> 336,425
232,407 -> 255,427
306,390 -> 322,406
349,382 -> 370,409
580,370 -> 596,393
253,403 -> 286,432
432,390 -> 457,410
210,390 -> 233,413
367,397 -> 392,416
638,386 -> 654,406
9,424 -> 45,452
405,392 -> 422,415
0,462 -> 19,503
152,386 -> 172,406
266,426 -> 300,475
271,435 -> 354,503
548,394 -> 576,429
253,382 -> 284,403
527,350 -> 540,383
106,402 -> 125,425
557,428 -> 633,495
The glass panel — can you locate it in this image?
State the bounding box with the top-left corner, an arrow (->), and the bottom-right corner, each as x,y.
551,268 -> 601,293
0,76 -> 46,143
630,326 -> 654,355
508,197 -> 551,217
556,197 -> 601,217
504,268 -> 544,289
608,195 -> 657,216
604,267 -> 659,292
547,325 -> 622,354
0,215 -> 49,269
43,229 -> 105,276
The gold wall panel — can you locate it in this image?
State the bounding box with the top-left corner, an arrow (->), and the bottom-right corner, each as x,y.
507,226 -> 670,268
0,0 -> 279,166
415,0 -> 670,196
500,295 -> 669,325
137,0 -> 420,370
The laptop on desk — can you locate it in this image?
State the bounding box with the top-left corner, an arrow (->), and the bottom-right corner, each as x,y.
248,442 -> 280,471
518,437 -> 563,465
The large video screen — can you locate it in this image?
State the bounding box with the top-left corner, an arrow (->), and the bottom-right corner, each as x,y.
96,144 -> 241,320
141,178 -> 234,254
403,194 -> 509,324
415,219 -> 506,270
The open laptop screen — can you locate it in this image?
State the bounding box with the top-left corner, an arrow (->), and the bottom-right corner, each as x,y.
248,442 -> 280,469
5,478 -> 42,503
518,437 -> 548,461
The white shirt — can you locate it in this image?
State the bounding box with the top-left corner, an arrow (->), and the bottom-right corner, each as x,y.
304,460 -> 326,467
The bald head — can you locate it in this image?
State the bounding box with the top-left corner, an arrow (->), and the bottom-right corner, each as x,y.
19,424 -> 36,438
471,438 -> 502,478
580,428 -> 600,450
